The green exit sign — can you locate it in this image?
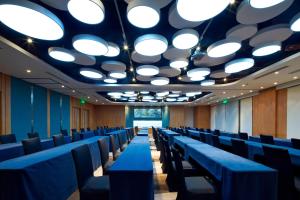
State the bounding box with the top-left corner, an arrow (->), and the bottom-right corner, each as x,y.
222,98 -> 229,104
80,98 -> 86,105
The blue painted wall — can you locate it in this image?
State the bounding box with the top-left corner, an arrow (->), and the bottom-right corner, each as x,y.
61,94 -> 70,132
33,85 -> 47,138
162,106 -> 170,128
125,106 -> 134,127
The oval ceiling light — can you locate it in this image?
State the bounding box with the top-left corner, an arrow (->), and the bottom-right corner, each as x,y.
140,91 -> 149,94
187,68 -> 211,78
172,29 -> 199,49
123,93 -> 137,97
108,92 -> 122,96
170,58 -> 188,69
176,0 -> 230,22
72,34 -> 108,56
127,0 -> 160,28
68,0 -> 104,24
151,77 -> 169,86
156,91 -> 169,96
207,39 -> 241,58
48,47 -> 75,62
109,71 -> 127,79
166,98 -> 176,102
201,80 -> 216,86
105,42 -> 120,57
134,34 -> 168,56
104,78 -> 117,84
252,42 -> 281,57
136,65 -> 159,76
190,76 -> 205,81
290,12 -> 300,32
80,68 -> 103,79
249,0 -> 285,9
225,58 -> 255,73
0,0 -> 64,40
168,94 -> 180,97
143,95 -> 154,100
186,92 -> 196,97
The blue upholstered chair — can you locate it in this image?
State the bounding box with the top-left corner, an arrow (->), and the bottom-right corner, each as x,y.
238,132 -> 249,140
52,134 -> 65,147
61,129 -> 68,136
231,139 -> 248,158
98,139 -> 114,175
117,133 -> 127,152
72,145 -> 110,200
260,135 -> 274,145
109,135 -> 121,161
0,134 -> 16,144
27,132 -> 39,139
291,138 -> 300,150
211,135 -> 221,148
72,132 -> 81,142
22,137 -> 42,155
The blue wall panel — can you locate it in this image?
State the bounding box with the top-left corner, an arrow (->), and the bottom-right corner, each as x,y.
50,91 -> 61,136
33,86 -> 47,139
125,106 -> 134,128
162,106 -> 170,128
61,94 -> 70,134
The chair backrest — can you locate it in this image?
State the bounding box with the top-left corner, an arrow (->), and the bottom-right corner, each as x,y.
110,135 -> 119,160
72,132 -> 81,142
162,138 -> 174,173
80,128 -> 85,133
171,147 -> 187,192
87,128 -> 91,131
61,129 -> 68,136
22,137 -> 42,155
190,134 -> 199,140
260,135 -> 274,145
117,133 -> 125,151
211,135 -> 221,148
231,139 -> 248,158
238,132 -> 248,140
199,133 -> 206,143
291,138 -> 300,149
71,145 -> 93,189
98,139 -> 109,166
0,134 -> 16,144
52,134 -> 65,146
27,132 -> 39,139
213,129 -> 220,136
71,129 -> 77,134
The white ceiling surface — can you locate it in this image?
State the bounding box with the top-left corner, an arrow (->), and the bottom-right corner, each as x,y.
1,36 -> 300,106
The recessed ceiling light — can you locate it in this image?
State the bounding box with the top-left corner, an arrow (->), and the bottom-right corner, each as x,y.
178,76 -> 182,80
87,96 -> 90,99
242,84 -> 246,87
249,90 -> 253,93
48,47 -> 75,62
61,85 -> 65,88
104,78 -> 117,84
172,29 -> 199,49
123,44 -> 129,50
96,99 -> 98,102
130,67 -> 134,72
0,0 -> 64,40
27,38 -> 33,44
201,80 -> 216,86
132,77 -> 136,82
109,71 -> 127,79
225,58 -> 255,73
105,42 -> 120,57
274,71 -> 279,75
134,34 -> 168,56
207,39 -> 241,58
108,92 -> 122,96
127,1 -> 160,28
68,0 -> 104,24
151,77 -> 169,86
80,68 -> 103,79
274,82 -> 278,85
140,91 -> 149,94
72,34 -> 108,56
223,91 -> 226,94
190,76 -> 205,81
26,69 -> 31,73
260,86 -> 264,89
72,90 -> 76,93
249,0 -> 285,9
290,12 -> 300,32
293,76 -> 298,80
170,58 -> 189,69
156,91 -> 169,96
176,0 -> 230,22
136,65 -> 159,76
252,42 -> 281,57
241,92 -> 244,95
187,68 -> 210,78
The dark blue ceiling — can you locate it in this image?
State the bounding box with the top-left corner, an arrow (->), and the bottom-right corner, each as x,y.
0,0 -> 300,85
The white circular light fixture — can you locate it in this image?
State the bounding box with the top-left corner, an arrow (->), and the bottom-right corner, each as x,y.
186,92 -> 196,97
48,47 -> 75,62
108,92 -> 122,96
172,29 -> 199,49
105,42 -> 120,57
176,0 -> 230,22
128,99 -> 136,102
123,93 -> 137,97
72,34 -> 108,56
156,96 -> 164,100
207,39 -> 241,58
140,91 -> 149,94
166,98 -> 176,102
225,58 -> 255,73
290,12 -> 300,32
201,80 -> 215,86
178,97 -> 189,101
168,94 -> 180,97
68,0 -> 104,24
80,68 -> 103,79
190,76 -> 205,81
252,42 -> 281,57
156,91 -> 169,96
249,0 -> 285,8
127,0 -> 160,28
134,34 -> 168,56
151,77 -> 169,86
136,65 -> 159,76
109,71 -> 127,79
187,68 -> 211,78
143,95 -> 154,100
125,91 -> 135,95
104,78 -> 117,84
0,0 -> 64,40
170,58 -> 188,69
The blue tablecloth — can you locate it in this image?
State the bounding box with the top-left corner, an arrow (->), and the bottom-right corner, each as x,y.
0,136 -> 109,200
186,143 -> 277,200
131,136 -> 149,144
80,131 -> 95,139
173,136 -> 205,159
249,136 -> 292,147
187,130 -> 200,138
161,129 -> 180,145
137,129 -> 148,136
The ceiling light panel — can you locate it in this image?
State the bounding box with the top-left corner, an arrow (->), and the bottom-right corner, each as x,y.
249,0 -> 285,8
151,77 -> 169,86
187,68 -> 211,78
80,68 -> 103,79
207,39 -> 241,58
172,29 -> 199,49
170,58 -> 188,69
134,34 -> 168,56
48,47 -> 75,62
72,34 -> 108,56
225,58 -> 255,73
252,42 -> 281,56
109,71 -> 127,79
136,65 -> 159,76
105,42 -> 120,57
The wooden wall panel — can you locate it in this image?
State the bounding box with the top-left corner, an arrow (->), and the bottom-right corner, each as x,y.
194,106 -> 211,129
94,105 -> 125,127
276,89 -> 287,138
0,73 -> 11,134
169,106 -> 185,127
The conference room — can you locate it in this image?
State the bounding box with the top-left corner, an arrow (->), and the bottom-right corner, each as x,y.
1,0 -> 300,200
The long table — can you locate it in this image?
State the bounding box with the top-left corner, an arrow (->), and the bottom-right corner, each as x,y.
161,129 -> 180,144
137,128 -> 149,136
108,136 -> 153,200
0,136 -> 109,200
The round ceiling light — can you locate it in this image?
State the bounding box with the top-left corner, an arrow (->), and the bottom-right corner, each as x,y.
190,76 -> 205,81
225,58 -> 255,73
156,91 -> 169,96
151,77 -> 169,86
109,71 -> 127,79
168,94 -> 180,97
186,92 -> 196,97
125,91 -> 135,94
48,47 -> 75,62
249,0 -> 285,9
176,0 -> 230,22
105,42 -> 120,57
156,96 -> 164,100
80,68 -> 103,79
104,78 -> 117,84
72,34 -> 108,56
179,97 -> 189,101
170,58 -> 188,69
123,93 -> 137,97
68,0 -> 104,24
127,0 -> 160,28
128,99 -> 135,102
136,65 -> 159,76
143,95 -> 154,100
0,0 -> 64,40
207,39 -> 241,58
187,68 -> 210,78
140,91 -> 149,94
134,34 -> 168,56
290,12 -> 300,32
252,42 -> 281,57
201,80 -> 215,86
166,98 -> 176,102
108,92 -> 122,96
172,29 -> 199,49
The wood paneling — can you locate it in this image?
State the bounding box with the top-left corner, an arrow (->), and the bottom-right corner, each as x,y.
169,106 -> 185,127
94,105 -> 125,127
194,106 -> 211,129
276,89 -> 287,138
0,73 -> 11,134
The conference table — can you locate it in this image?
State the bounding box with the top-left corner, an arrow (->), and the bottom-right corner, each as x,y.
108,136 -> 153,200
174,136 -> 277,200
0,136 -> 109,200
137,128 -> 149,136
249,136 -> 292,147
161,129 -> 180,144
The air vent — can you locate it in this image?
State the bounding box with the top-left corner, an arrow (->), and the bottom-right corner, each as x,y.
254,65 -> 290,80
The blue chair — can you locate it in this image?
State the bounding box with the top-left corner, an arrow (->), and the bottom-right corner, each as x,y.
238,132 -> 249,140
72,145 -> 110,200
52,134 -> 65,147
109,135 -> 121,161
199,133 -> 207,143
291,138 -> 300,150
27,132 -> 39,139
22,137 -> 42,155
61,129 -> 68,136
0,134 -> 16,144
213,130 -> 220,136
260,135 -> 274,145
211,135 -> 221,148
71,129 -> 77,134
98,139 -> 113,175
72,132 -> 81,142
231,139 -> 248,158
